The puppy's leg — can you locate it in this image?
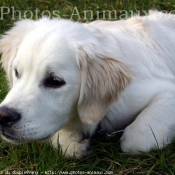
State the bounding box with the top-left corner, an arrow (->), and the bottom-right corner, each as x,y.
51,126 -> 94,159
121,93 -> 175,154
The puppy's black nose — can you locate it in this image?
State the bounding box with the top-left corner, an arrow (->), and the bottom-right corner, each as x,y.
0,106 -> 21,127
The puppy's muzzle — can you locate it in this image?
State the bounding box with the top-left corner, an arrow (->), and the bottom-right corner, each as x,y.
0,106 -> 21,128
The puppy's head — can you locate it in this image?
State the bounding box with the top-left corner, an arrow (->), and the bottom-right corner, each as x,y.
0,18 -> 132,144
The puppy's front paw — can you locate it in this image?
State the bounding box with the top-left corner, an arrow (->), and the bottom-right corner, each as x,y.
120,123 -> 168,154
120,125 -> 153,154
60,139 -> 91,159
51,131 -> 91,159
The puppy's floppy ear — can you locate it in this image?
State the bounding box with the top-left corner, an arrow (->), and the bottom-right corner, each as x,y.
0,19 -> 35,86
77,51 -> 132,124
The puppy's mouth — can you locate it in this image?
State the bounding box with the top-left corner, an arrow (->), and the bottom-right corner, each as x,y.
38,135 -> 51,142
1,132 -> 23,144
2,132 -> 51,144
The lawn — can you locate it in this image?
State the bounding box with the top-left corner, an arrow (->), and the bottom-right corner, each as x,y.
1,0 -> 175,174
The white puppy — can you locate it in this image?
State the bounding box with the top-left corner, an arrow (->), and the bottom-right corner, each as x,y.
0,11 -> 175,158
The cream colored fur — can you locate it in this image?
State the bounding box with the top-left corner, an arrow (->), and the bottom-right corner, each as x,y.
1,11 -> 175,158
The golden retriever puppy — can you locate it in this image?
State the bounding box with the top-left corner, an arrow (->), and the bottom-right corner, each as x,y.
0,11 -> 175,158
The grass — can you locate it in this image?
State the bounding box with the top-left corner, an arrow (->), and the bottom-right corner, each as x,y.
1,0 -> 175,174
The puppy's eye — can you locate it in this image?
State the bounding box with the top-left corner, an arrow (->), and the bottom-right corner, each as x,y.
14,69 -> 19,78
43,76 -> 66,88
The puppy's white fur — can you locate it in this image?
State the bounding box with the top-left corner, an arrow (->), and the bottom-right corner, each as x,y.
1,11 -> 175,158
